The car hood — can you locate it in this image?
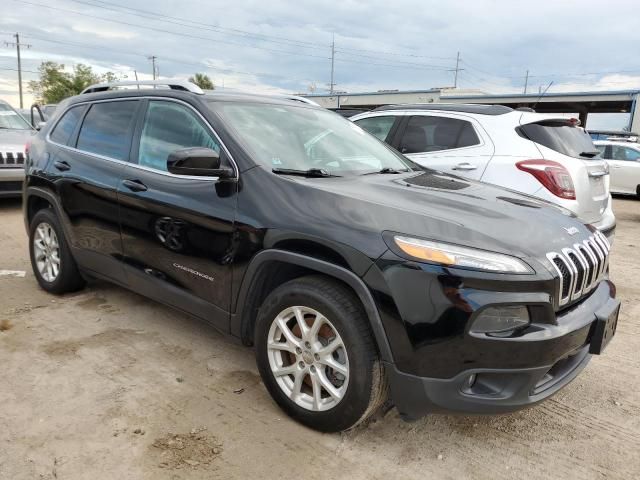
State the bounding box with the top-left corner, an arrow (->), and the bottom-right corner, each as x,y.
0,128 -> 36,151
275,170 -> 592,260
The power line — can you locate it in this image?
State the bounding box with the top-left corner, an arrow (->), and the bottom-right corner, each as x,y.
10,0 -> 332,61
463,59 -> 640,81
8,30 -> 319,86
70,0 -> 458,63
68,0 -> 326,50
73,0 -> 456,70
0,66 -> 39,74
334,49 -> 454,69
334,43 -> 454,60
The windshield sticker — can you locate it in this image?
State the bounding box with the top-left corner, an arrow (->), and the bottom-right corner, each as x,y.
0,111 -> 18,116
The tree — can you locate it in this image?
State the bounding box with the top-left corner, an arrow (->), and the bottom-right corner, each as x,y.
188,73 -> 214,90
28,62 -> 119,104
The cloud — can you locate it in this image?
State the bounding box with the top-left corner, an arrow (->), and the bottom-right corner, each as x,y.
0,0 -> 639,109
71,24 -> 138,40
552,74 -> 640,93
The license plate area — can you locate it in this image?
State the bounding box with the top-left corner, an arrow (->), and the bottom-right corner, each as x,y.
589,300 -> 620,355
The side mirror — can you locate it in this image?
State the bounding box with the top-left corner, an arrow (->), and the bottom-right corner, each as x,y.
35,121 -> 46,131
166,147 -> 234,178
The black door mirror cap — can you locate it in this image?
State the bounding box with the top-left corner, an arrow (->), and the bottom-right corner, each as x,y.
166,147 -> 234,178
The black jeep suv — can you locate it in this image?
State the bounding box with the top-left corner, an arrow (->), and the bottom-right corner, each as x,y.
23,81 -> 619,432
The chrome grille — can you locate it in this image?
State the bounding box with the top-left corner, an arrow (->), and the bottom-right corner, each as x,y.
547,231 -> 610,307
0,151 -> 25,168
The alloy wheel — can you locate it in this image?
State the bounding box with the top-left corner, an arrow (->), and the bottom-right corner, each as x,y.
267,306 -> 350,411
33,222 -> 61,282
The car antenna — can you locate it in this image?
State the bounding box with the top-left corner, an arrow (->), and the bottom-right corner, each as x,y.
532,81 -> 553,111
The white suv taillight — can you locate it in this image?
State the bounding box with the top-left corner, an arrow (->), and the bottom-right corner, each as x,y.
516,159 -> 576,200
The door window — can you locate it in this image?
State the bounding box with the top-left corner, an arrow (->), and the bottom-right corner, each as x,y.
594,144 -> 607,157
138,101 -> 220,171
353,116 -> 396,141
76,101 -> 139,160
399,115 -> 480,154
50,105 -> 85,146
611,145 -> 640,161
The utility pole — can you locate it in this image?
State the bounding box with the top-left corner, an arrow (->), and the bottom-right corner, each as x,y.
523,70 -> 529,94
329,34 -> 335,94
4,33 -> 31,109
453,51 -> 461,89
148,55 -> 157,80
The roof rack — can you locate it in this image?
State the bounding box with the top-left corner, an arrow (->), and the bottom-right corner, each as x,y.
81,80 -> 204,95
372,103 -> 514,115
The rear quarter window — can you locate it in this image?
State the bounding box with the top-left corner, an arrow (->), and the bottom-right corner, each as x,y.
50,106 -> 85,146
517,121 -> 597,158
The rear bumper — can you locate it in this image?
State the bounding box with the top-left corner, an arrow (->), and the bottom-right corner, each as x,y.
0,168 -> 24,197
588,197 -> 616,242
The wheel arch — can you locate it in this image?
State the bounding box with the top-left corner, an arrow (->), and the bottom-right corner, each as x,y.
24,187 -> 61,232
232,249 -> 393,363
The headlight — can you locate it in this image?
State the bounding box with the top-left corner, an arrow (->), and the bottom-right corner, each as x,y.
391,235 -> 533,274
471,306 -> 530,336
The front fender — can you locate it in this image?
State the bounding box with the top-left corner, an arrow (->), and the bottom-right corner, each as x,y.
232,249 -> 394,363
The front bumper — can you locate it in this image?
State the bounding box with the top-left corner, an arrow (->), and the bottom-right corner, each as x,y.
0,168 -> 25,197
384,283 -> 618,420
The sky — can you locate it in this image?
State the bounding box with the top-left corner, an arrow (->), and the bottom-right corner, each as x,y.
1,0 -> 639,129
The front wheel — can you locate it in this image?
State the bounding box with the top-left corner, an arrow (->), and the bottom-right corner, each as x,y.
255,275 -> 387,432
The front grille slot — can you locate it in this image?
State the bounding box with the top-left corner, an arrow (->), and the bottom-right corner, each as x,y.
547,231 -> 611,308
0,151 -> 26,167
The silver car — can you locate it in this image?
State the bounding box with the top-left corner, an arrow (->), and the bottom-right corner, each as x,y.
0,100 -> 36,197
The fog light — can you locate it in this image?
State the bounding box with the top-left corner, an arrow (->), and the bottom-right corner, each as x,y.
471,306 -> 530,336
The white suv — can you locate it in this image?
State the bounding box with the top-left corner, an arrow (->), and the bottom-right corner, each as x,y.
351,104 -> 615,239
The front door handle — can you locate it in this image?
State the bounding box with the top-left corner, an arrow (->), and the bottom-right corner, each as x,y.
122,179 -> 148,192
452,162 -> 477,171
53,160 -> 70,171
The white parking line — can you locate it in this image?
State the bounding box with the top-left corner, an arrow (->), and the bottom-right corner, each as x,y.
0,270 -> 26,278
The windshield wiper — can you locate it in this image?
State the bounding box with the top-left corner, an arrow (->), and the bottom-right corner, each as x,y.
272,167 -> 339,177
362,167 -> 409,175
580,151 -> 601,158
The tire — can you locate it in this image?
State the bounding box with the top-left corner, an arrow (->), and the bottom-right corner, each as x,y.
255,275 -> 387,432
29,208 -> 86,294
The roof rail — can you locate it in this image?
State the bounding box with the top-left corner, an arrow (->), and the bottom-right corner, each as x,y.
81,80 -> 204,95
372,103 -> 514,115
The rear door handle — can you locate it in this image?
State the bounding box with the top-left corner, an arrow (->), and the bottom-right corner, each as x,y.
53,160 -> 70,171
452,162 -> 477,171
122,179 -> 148,192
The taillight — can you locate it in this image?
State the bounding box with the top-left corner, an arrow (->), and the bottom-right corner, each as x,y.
516,159 -> 576,200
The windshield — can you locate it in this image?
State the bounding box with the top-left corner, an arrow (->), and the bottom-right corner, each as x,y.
0,103 -> 32,130
210,101 -> 414,175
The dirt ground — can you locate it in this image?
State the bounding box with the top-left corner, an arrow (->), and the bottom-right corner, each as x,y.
1,197 -> 639,480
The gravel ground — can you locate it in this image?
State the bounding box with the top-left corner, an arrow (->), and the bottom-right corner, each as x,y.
1,197 -> 639,480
